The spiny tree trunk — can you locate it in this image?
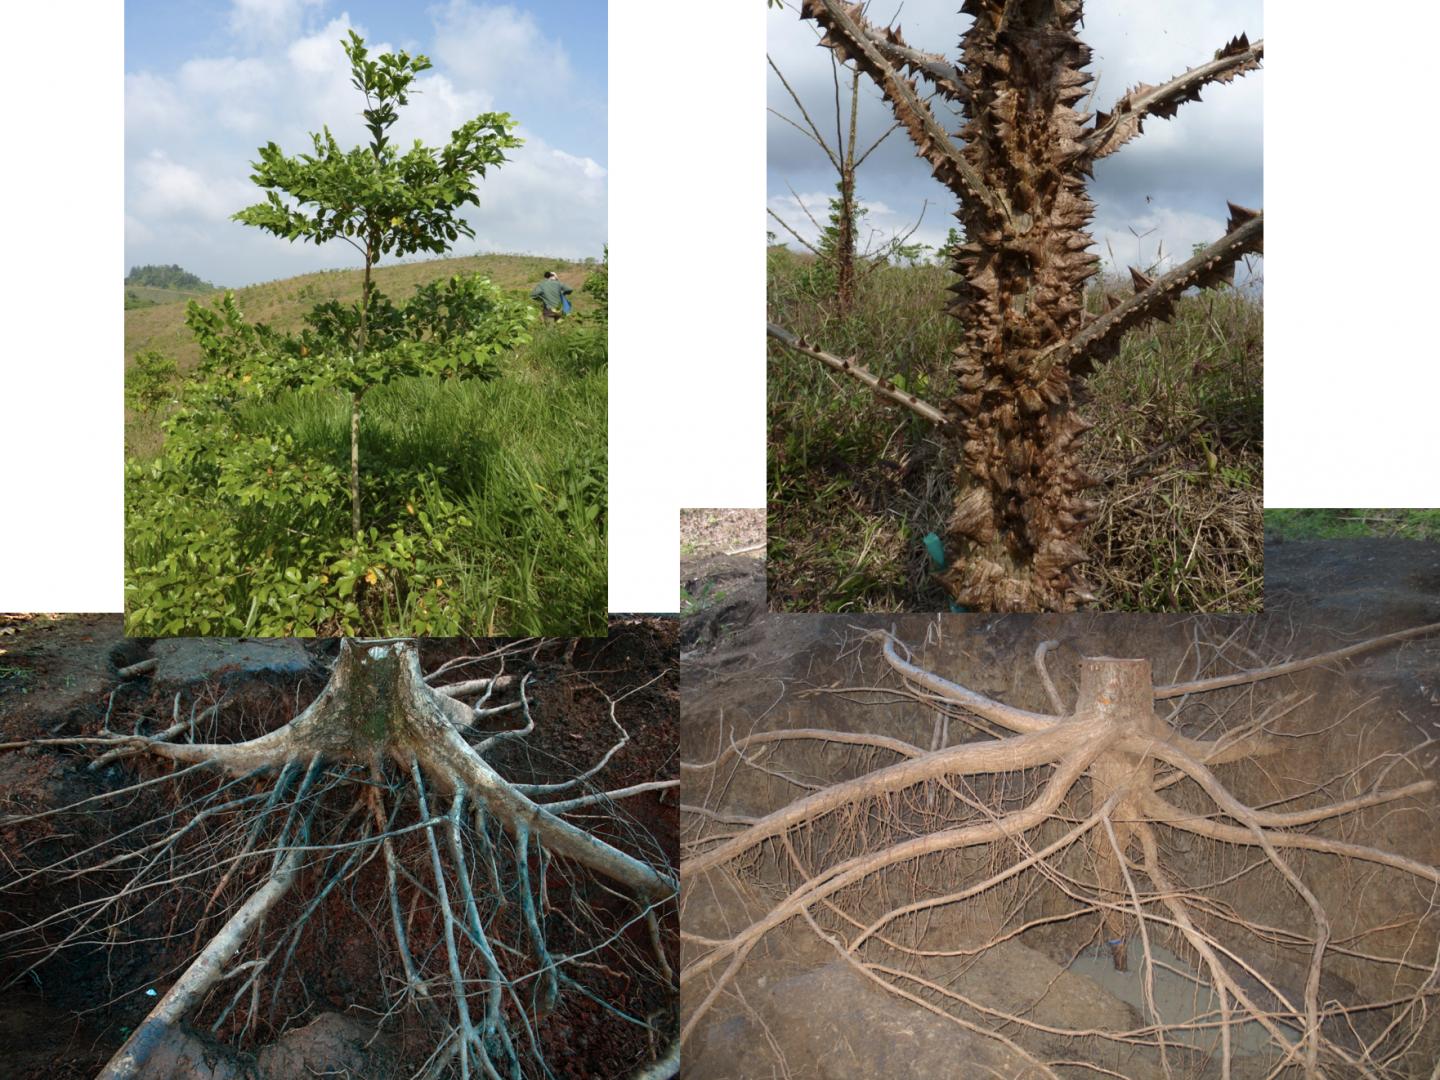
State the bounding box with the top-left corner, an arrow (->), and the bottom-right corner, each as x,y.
801,0 -> 1263,610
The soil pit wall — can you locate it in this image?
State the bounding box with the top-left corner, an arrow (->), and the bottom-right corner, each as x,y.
0,622 -> 679,1080
682,568 -> 1440,1079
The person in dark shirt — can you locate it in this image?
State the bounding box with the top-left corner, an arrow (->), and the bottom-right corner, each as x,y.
529,271 -> 573,325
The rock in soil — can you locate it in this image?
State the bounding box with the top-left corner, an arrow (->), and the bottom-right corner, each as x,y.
150,638 -> 315,687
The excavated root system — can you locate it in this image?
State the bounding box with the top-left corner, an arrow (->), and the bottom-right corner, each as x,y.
681,621 -> 1440,1078
0,634 -> 678,1079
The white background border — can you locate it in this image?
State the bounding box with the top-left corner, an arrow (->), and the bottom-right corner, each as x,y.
2,4 -> 1436,614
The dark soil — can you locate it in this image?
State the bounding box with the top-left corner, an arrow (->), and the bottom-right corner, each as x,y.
681,539 -> 1440,1078
680,555 -> 767,664
0,618 -> 678,1079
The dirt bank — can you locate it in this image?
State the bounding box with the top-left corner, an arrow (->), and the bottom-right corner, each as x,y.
0,620 -> 678,1079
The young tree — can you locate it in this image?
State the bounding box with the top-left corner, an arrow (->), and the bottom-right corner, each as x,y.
768,50 -> 921,312
234,31 -> 523,537
769,1 -> 1263,611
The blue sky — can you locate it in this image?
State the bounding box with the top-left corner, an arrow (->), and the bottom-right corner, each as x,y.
767,0 -> 1263,280
126,0 -> 608,286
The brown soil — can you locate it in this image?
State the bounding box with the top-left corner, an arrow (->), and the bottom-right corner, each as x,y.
680,539 -> 1440,1078
0,619 -> 678,1079
681,509 -> 769,670
680,509 -> 765,560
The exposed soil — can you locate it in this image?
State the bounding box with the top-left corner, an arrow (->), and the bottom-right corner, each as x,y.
0,618 -> 678,1079
680,509 -> 765,560
680,510 -> 769,670
681,539 -> 1440,1078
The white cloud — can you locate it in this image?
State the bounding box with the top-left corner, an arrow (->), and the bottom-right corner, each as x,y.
125,71 -> 189,138
179,56 -> 272,97
460,132 -> 607,259
131,151 -> 253,222
286,14 -> 355,78
428,2 -> 573,101
229,0 -> 324,44
1092,206 -> 1226,273
124,214 -> 155,250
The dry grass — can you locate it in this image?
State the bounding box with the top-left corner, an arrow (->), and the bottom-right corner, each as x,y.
767,247 -> 1263,612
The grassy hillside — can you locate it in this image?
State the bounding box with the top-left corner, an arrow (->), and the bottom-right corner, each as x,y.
767,245 -> 1263,613
125,252 -> 591,373
124,283 -> 219,310
1266,509 -> 1440,541
125,251 -> 595,460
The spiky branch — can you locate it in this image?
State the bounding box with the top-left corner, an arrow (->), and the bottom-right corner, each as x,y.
1083,35 -> 1265,161
767,322 -> 954,425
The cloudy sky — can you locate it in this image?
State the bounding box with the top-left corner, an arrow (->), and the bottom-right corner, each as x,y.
126,0 -> 606,287
767,0 -> 1263,277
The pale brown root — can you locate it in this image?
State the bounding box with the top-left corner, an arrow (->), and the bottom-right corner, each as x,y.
875,630 -> 1060,733
681,746 -> 1104,1040
685,717 -> 1101,878
1154,622 -> 1440,699
683,624 -> 1440,1076
1034,639 -> 1066,713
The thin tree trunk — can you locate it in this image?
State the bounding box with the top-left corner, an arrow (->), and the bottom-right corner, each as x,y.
352,250 -> 373,540
834,69 -> 860,312
350,390 -> 362,538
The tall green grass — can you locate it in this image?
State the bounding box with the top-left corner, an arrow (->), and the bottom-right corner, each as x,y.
1266,509 -> 1440,541
768,245 -> 1263,612
125,322 -> 605,636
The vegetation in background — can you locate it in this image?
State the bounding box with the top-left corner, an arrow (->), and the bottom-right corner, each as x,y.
1266,509 -> 1440,541
124,350 -> 179,414
125,264 -> 222,310
126,264 -> 219,291
768,246 -> 1263,612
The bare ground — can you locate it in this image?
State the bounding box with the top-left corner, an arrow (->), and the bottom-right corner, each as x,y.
0,618 -> 679,1079
680,538 -> 1440,1078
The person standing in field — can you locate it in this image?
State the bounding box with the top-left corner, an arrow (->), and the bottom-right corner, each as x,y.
530,270 -> 573,325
